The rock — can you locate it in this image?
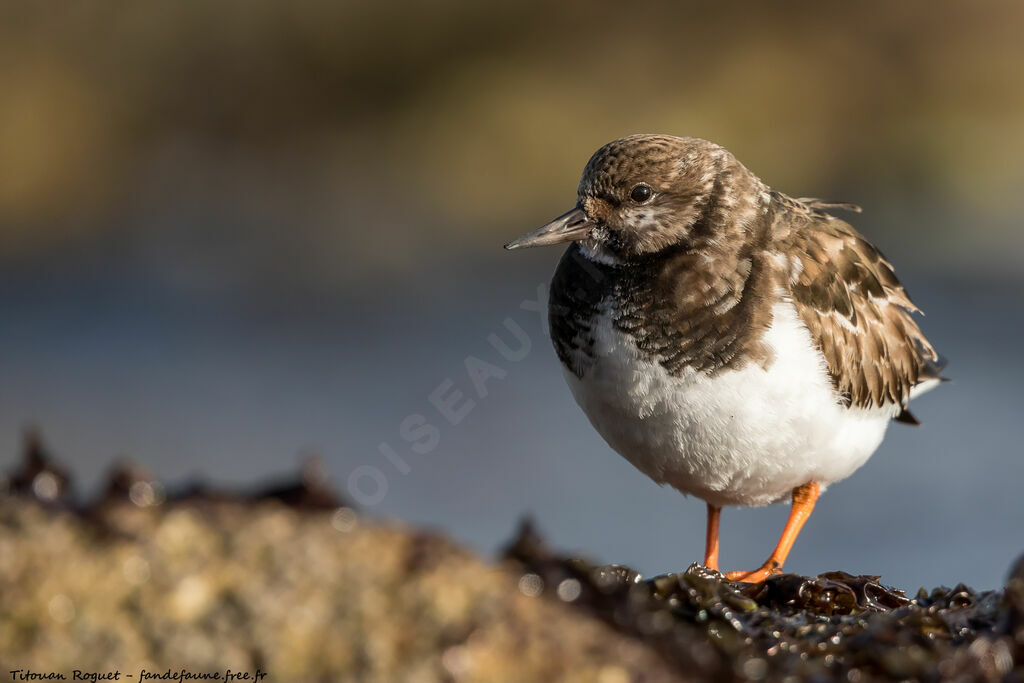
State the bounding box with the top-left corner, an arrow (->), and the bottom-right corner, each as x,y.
502,520 -> 1019,681
2,439 -> 1021,681
0,496 -> 680,682
3,429 -> 73,505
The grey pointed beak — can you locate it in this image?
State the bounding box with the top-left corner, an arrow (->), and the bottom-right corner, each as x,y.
504,207 -> 597,250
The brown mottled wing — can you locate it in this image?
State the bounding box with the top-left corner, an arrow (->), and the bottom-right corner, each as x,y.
778,205 -> 942,414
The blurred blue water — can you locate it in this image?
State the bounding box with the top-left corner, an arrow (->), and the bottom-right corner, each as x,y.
1,242 -> 1021,592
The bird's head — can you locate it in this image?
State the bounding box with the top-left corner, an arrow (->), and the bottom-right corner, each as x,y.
505,134 -> 764,263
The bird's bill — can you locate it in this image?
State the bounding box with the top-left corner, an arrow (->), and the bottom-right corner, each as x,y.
504,207 -> 597,250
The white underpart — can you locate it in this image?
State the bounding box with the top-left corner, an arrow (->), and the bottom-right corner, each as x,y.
563,301 -> 900,507
910,377 -> 940,400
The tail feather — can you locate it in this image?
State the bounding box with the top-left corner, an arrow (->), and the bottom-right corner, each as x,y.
899,355 -> 949,426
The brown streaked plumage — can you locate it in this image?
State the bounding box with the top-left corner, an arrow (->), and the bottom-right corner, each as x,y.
505,134 -> 946,582
549,239 -> 778,378
775,196 -> 943,418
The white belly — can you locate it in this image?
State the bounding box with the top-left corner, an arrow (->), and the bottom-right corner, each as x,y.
563,301 -> 895,506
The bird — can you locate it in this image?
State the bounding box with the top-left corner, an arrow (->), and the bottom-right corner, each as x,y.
504,134 -> 945,582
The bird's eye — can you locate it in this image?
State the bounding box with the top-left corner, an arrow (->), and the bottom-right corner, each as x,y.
630,184 -> 653,203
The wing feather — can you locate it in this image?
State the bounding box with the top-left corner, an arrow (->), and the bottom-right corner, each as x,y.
775,201 -> 942,412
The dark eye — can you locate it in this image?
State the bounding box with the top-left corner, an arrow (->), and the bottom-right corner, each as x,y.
630,184 -> 653,203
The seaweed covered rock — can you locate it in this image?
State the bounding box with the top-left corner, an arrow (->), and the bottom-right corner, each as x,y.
2,438 -> 1022,682
504,520 -> 1019,681
0,495 -> 683,682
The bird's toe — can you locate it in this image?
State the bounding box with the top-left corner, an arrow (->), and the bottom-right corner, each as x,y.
724,564 -> 783,583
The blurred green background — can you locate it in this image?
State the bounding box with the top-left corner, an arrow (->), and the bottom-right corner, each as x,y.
2,1 -> 1022,589
2,1 -> 1022,278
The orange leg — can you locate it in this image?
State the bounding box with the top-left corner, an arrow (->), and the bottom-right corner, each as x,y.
704,503 -> 721,571
725,482 -> 820,583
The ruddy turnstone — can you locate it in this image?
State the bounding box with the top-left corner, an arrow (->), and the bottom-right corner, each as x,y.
505,134 -> 945,582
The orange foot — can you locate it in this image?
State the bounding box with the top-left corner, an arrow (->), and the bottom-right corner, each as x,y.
720,481 -> 821,584
724,563 -> 782,583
